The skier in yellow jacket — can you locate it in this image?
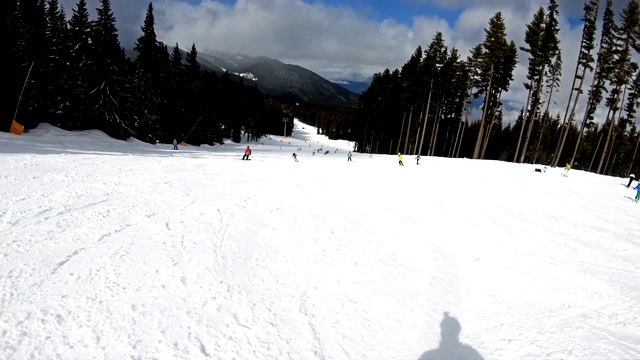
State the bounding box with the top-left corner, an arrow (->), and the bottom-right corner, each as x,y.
398,152 -> 404,166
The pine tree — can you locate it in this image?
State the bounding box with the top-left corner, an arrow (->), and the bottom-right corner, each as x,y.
473,12 -> 517,159
43,0 -> 70,127
67,0 -> 93,129
570,0 -> 616,168
518,0 -> 561,164
553,0 -> 599,167
596,0 -> 640,174
87,0 -> 132,139
168,43 -> 187,141
514,7 -> 546,162
2,0 -> 22,130
18,0 -> 48,128
132,2 -> 169,142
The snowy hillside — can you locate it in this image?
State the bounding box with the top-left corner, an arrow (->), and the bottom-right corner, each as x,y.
1,119 -> 639,359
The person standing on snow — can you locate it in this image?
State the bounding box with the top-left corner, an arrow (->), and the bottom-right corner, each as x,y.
242,146 -> 252,160
398,152 -> 404,166
415,155 -> 421,165
348,151 -> 352,162
173,139 -> 178,150
627,174 -> 635,188
634,183 -> 640,202
292,152 -> 298,162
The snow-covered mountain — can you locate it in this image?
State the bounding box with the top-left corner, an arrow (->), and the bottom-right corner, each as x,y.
196,50 -> 360,106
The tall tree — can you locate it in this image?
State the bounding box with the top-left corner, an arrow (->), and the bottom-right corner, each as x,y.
553,0 -> 599,167
514,7 -> 546,162
596,0 -> 640,173
43,0 -> 70,127
18,0 -> 48,128
132,2 -> 169,142
518,0 -> 561,163
87,0 -> 132,139
2,0 -> 23,130
472,12 -> 517,159
570,0 -> 617,167
67,0 -> 93,129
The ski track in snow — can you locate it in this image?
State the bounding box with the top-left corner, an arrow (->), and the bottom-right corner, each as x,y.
1,120 -> 640,359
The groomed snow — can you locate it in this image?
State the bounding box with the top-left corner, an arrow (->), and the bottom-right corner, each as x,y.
1,119 -> 639,359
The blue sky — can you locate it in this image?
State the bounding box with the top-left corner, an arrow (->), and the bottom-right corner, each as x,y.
60,0 -> 621,126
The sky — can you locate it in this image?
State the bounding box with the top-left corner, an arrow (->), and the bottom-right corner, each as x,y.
1,120 -> 640,359
57,0 -> 636,122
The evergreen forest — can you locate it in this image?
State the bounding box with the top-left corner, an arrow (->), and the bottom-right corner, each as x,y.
3,0 -> 640,176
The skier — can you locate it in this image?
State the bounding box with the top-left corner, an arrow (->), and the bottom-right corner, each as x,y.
635,183 -> 640,202
627,174 -> 635,188
348,151 -> 352,162
398,152 -> 404,166
565,163 -> 571,173
312,150 -> 315,156
242,146 -> 251,160
292,152 -> 298,162
172,139 -> 178,150
415,155 -> 421,165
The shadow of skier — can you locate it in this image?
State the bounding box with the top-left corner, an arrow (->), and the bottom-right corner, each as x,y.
417,312 -> 484,360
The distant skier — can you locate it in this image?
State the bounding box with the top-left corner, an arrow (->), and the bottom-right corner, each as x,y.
173,139 -> 178,150
312,150 -> 315,156
627,174 -> 635,188
635,183 -> 640,202
415,155 -> 421,165
242,146 -> 251,160
348,151 -> 352,162
292,152 -> 298,162
398,152 -> 404,166
565,162 -> 571,173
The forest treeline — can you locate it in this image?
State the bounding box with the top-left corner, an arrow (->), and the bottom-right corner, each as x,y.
4,0 -> 640,177
2,0 -> 295,145
302,0 -> 640,177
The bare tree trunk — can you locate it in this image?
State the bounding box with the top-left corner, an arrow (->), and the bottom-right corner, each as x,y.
597,86 -> 625,173
452,74 -> 473,158
451,116 -> 464,158
474,64 -> 493,159
396,112 -> 406,155
519,69 -> 546,164
403,107 -> 413,154
604,134 -> 616,175
430,104 -> 444,156
413,103 -> 426,155
551,68 -> 598,167
588,109 -> 611,172
418,79 -> 434,156
627,135 -> 640,175
514,81 -> 534,162
480,91 -> 502,159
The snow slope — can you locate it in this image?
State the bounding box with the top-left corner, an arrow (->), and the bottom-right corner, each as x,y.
1,119 -> 639,359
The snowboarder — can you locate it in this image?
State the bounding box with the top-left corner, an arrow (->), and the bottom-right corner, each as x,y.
635,183 -> 640,202
242,146 -> 251,160
348,151 -> 352,162
398,152 -> 404,166
627,174 -> 635,188
415,155 -> 421,165
172,139 -> 178,150
292,152 -> 298,162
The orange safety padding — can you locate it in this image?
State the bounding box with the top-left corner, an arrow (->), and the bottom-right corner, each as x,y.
179,142 -> 188,146
10,120 -> 24,135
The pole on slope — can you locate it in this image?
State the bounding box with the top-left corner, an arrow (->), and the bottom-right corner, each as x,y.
182,116 -> 202,144
13,61 -> 35,122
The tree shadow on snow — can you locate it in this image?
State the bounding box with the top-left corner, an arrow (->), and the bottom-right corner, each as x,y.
417,312 -> 484,360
